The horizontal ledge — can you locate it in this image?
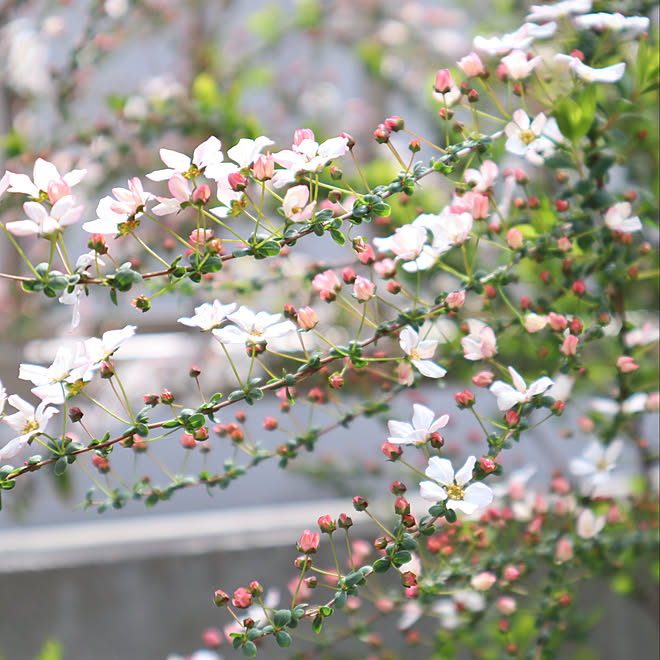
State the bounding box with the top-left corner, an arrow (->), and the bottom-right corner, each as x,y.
0,498 -> 371,573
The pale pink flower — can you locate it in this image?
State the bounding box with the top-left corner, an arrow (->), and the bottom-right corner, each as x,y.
416,207 -> 473,255
489,366 -> 554,411
576,509 -> 605,539
420,455 -> 493,515
524,313 -> 549,333
146,136 -> 224,181
500,49 -> 542,79
83,325 -> 137,374
446,291 -> 465,309
353,276 -> 375,301
224,136 -> 275,170
298,529 -> 320,553
454,191 -> 489,220
296,306 -> 318,331
312,269 -> 341,300
373,224 -> 435,272
151,173 -> 193,216
554,53 -> 625,83
471,571 -> 496,591
506,227 -> 523,250
82,178 -> 153,234
461,320 -> 497,360
548,313 -> 568,331
399,326 -> 447,379
560,334 -> 579,356
177,301 -> 237,331
434,69 -> 455,93
6,196 -> 83,237
555,537 -> 574,562
373,258 -> 396,278
464,160 -> 498,192
456,52 -> 485,77
624,321 -> 659,347
386,403 -> 449,445
282,185 -> 316,222
4,157 -> 86,200
604,202 -> 642,233
253,152 -> 275,180
497,597 -> 517,615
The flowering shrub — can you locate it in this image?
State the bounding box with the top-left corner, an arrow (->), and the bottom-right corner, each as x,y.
0,1 -> 658,658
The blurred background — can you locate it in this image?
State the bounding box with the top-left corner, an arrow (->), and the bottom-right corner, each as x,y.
0,1 -> 658,658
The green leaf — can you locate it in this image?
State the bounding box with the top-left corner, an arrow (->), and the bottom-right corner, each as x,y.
275,630 -> 292,648
54,457 -> 68,476
273,609 -> 291,627
554,87 -> 596,143
241,641 -> 258,658
312,614 -> 323,634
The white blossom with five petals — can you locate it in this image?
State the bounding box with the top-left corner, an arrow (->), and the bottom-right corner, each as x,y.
489,366 -> 554,411
386,404 -> 450,445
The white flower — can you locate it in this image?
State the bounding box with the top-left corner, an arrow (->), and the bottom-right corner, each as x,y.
4,157 -> 86,199
386,404 -> 449,445
489,366 -> 554,411
500,50 -> 543,80
554,54 -> 625,83
524,313 -> 549,333
419,455 -> 494,515
590,393 -> 649,415
624,321 -> 659,347
398,327 -> 447,379
83,325 -> 137,374
505,110 -> 564,166
1,395 -> 59,460
415,206 -> 473,255
473,22 -> 557,56
464,160 -> 498,192
271,136 -> 349,188
373,224 -> 436,273
83,178 -> 153,234
461,320 -> 497,360
6,196 -> 83,237
526,0 -> 592,22
569,439 -> 623,487
146,136 -> 224,181
19,343 -> 90,404
575,509 -> 606,539
151,173 -> 192,216
282,185 -> 316,223
212,306 -> 296,345
178,301 -> 237,331
0,379 -> 6,415
573,12 -> 649,37
226,136 -> 275,170
604,202 -> 642,233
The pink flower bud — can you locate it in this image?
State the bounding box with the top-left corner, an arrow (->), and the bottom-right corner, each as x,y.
192,184 -> 211,204
480,457 -> 496,473
456,52 -> 484,78
318,514 -> 337,533
572,280 -> 586,296
557,236 -> 572,252
471,571 -> 496,591
374,258 -> 396,278
213,589 -> 231,607
502,565 -> 520,582
189,228 -> 214,248
298,529 -> 320,553
472,371 -> 494,387
616,355 -> 639,373
342,267 -> 357,284
180,433 -> 196,449
228,171 -> 247,191
352,495 -> 368,511
446,290 -> 466,309
253,152 -> 274,180
231,587 -> 252,608
384,116 -> 405,132
328,373 -> 344,389
353,276 -> 376,301
47,179 -> 70,203
202,628 -> 222,648
548,312 -> 567,332
497,596 -> 517,615
507,227 -> 523,250
560,334 -> 579,356
551,476 -> 571,494
262,416 -> 278,430
394,497 -> 410,516
434,69 -> 453,93
294,128 -> 315,146
505,410 -> 519,426
373,123 -> 391,143
454,389 -> 475,408
297,306 -> 318,331
357,244 -> 376,265
381,441 -> 402,461
555,537 -> 573,562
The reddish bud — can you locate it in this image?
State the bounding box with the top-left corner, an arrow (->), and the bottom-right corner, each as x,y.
160,388 -> 174,404
408,139 -> 421,153
298,529 -> 320,553
480,457 -> 496,473
555,199 -> 569,212
192,184 -> 211,204
213,589 -> 231,607
338,513 -> 353,529
231,587 -> 252,608
394,497 -> 410,516
384,116 -> 404,131
454,389 -> 475,408
352,496 -> 368,511
99,361 -> 114,379
68,407 -> 83,422
505,410 -> 519,426
342,267 -> 357,284
189,365 -> 201,378
381,441 -> 402,461
328,373 -> 344,389
318,514 -> 337,533
373,124 -> 391,143
262,416 -> 278,430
